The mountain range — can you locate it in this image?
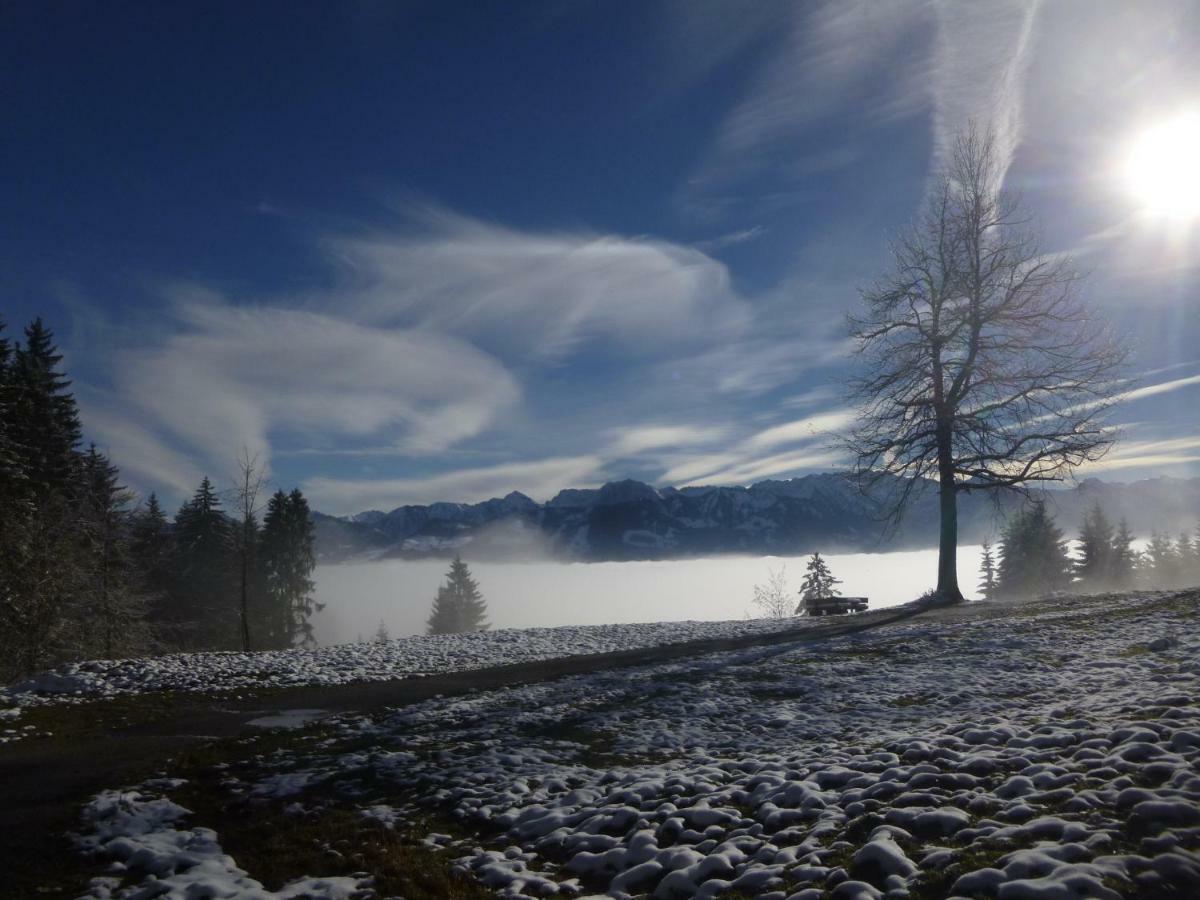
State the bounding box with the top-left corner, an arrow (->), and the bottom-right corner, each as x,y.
312,474 -> 1200,563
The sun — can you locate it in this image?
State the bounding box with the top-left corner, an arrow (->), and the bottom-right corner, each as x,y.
1122,112 -> 1200,220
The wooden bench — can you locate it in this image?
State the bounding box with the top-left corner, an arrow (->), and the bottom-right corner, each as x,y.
797,596 -> 869,617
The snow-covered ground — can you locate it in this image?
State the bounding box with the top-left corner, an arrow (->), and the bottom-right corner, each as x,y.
74,590 -> 1200,898
1,615 -> 816,708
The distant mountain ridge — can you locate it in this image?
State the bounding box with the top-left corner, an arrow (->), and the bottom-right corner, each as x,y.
313,474 -> 1200,563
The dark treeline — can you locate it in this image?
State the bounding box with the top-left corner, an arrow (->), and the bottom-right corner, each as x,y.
979,500 -> 1200,601
0,316 -> 319,681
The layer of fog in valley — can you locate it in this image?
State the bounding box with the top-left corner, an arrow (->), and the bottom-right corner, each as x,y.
313,546 -> 990,645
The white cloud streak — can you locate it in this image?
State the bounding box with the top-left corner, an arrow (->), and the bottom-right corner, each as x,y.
107,298 -> 521,484
327,207 -> 751,363
929,0 -> 1041,188
743,409 -> 856,453
1078,435 -> 1200,474
82,401 -> 204,499
1118,372 -> 1200,404
607,424 -> 730,457
658,407 -> 852,486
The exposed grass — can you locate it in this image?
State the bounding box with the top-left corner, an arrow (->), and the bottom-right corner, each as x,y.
906,838 -> 1034,900
7,692 -> 182,743
174,795 -> 491,899
745,685 -> 806,701
518,719 -> 649,768
829,645 -> 892,659
0,832 -> 110,899
1117,644 -> 1150,657
155,721 -> 499,899
891,693 -> 938,707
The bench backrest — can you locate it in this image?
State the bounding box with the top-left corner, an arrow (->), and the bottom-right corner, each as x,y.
800,596 -> 869,613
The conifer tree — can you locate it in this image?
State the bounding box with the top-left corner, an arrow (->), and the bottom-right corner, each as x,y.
374,620 -> 390,643
173,476 -> 236,648
259,488 -> 320,648
1191,521 -> 1200,585
1076,504 -> 1115,591
427,556 -> 489,634
1110,519 -> 1137,589
78,445 -> 149,658
1170,532 -> 1194,587
0,319 -> 85,677
10,318 -> 82,493
0,317 -> 24,509
130,493 -> 176,644
977,541 -> 998,601
799,552 -> 842,602
131,494 -> 171,585
995,501 -> 1072,599
1145,531 -> 1178,588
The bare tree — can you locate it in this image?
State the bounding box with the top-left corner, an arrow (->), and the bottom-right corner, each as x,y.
233,447 -> 266,651
847,125 -> 1128,603
750,565 -> 793,619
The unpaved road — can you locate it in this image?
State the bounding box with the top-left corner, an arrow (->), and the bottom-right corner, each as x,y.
0,601 -> 959,896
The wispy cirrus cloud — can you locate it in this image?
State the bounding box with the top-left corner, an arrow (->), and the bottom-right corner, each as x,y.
686,1 -> 928,204
1079,435 -> 1200,475
685,0 -> 1045,214
80,205 -> 773,505
929,0 -> 1042,187
81,399 -> 204,497
326,205 -> 751,363
656,406 -> 853,487
606,424 -> 731,458
1117,372 -> 1200,405
92,295 -> 522,493
743,409 -> 857,452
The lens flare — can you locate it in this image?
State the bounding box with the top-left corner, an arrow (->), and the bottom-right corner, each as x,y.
1123,112 -> 1200,220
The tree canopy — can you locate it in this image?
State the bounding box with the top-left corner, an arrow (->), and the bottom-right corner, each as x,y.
427,557 -> 490,635
847,125 -> 1127,602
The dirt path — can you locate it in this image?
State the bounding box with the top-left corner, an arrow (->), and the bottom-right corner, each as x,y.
0,602 -> 952,896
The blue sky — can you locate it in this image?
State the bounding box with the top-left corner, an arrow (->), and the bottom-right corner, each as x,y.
3,1 -> 1199,514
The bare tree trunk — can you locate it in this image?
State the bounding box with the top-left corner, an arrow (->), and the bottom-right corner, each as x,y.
935,419 -> 962,602
239,525 -> 251,652
234,448 -> 265,654
936,474 -> 961,601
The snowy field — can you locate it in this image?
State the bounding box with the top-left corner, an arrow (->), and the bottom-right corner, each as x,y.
0,615 -> 818,711
313,547 -> 989,643
75,590 -> 1200,898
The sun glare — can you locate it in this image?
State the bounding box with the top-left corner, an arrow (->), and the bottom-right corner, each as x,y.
1123,112 -> 1200,220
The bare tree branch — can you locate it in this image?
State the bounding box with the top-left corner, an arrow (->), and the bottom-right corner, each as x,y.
844,123 -> 1129,602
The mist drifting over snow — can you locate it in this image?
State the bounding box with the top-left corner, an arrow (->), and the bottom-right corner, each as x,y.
312,546 -> 989,644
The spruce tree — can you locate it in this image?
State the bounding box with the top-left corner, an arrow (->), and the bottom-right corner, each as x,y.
78,445 -> 149,658
1145,531 -> 1177,588
1171,533 -> 1194,587
173,477 -> 236,648
799,552 -> 842,602
427,556 -> 489,634
10,318 -> 82,493
0,317 -> 24,508
1110,519 -> 1137,589
0,319 -> 85,677
977,541 -> 998,601
130,493 -> 176,644
259,488 -> 320,648
996,501 -> 1072,599
1076,504 -> 1115,591
1191,521 -> 1200,586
